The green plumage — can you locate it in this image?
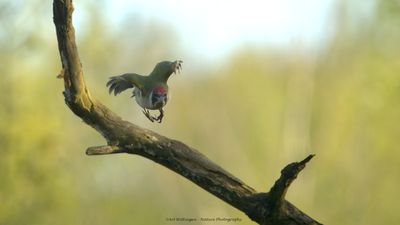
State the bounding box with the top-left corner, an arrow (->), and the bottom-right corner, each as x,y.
106,60 -> 182,123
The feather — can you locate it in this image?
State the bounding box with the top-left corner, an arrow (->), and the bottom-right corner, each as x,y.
106,74 -> 137,96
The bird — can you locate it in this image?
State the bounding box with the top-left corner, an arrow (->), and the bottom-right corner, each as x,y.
106,60 -> 182,123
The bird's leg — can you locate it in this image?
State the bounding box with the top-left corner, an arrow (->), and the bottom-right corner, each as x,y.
142,108 -> 154,122
142,108 -> 164,123
155,108 -> 164,123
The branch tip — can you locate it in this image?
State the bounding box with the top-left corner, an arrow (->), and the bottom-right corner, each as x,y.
268,154 -> 315,209
86,145 -> 125,155
300,154 -> 315,165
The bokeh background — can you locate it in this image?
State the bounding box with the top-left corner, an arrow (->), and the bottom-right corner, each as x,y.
1,0 -> 399,224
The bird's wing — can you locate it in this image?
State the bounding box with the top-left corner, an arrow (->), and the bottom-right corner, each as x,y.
106,73 -> 144,96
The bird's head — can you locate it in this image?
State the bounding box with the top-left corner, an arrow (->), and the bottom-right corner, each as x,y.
150,85 -> 169,109
150,60 -> 182,82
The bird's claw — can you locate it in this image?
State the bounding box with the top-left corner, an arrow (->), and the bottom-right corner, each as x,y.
142,109 -> 154,122
142,108 -> 164,123
155,109 -> 164,123
173,60 -> 183,74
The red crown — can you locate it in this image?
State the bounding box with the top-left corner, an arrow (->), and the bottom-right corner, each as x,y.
153,86 -> 167,94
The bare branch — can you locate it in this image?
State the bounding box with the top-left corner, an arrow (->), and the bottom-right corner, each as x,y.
86,145 -> 126,155
268,154 -> 315,209
52,1 -> 322,224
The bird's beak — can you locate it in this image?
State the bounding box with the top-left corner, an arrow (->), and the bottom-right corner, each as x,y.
173,60 -> 183,74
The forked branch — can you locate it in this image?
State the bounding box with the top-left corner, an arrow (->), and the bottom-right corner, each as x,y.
53,1 -> 322,224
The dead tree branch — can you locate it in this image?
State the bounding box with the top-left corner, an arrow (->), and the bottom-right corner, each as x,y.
52,1 -> 322,224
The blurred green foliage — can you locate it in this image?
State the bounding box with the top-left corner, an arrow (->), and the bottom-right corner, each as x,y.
1,1 -> 400,224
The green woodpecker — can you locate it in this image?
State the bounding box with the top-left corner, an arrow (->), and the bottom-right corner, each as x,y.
107,60 -> 182,123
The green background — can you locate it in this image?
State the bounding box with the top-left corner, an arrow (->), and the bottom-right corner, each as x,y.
1,1 -> 399,224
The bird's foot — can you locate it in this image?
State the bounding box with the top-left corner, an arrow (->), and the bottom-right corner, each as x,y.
154,109 -> 164,123
142,108 -> 164,123
142,109 -> 155,122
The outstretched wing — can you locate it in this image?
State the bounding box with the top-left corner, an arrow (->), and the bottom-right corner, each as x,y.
106,73 -> 144,96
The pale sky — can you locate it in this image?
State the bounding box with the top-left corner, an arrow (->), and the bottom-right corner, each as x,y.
91,0 -> 335,58
67,0 -> 342,60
